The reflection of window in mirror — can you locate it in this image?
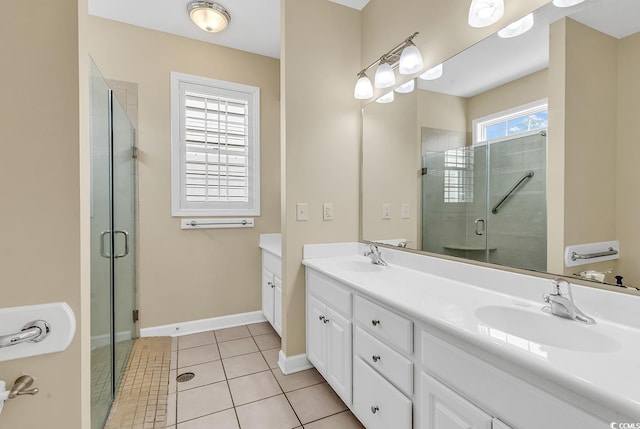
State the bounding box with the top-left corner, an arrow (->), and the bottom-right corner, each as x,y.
444,148 -> 474,203
473,99 -> 548,144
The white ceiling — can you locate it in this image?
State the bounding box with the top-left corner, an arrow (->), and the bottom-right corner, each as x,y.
88,0 -> 282,58
89,0 -> 370,59
418,0 -> 640,98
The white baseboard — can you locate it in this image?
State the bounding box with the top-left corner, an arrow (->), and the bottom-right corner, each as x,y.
91,331 -> 132,350
278,350 -> 313,375
140,311 -> 266,337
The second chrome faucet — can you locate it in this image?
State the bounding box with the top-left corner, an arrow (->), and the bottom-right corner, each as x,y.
543,278 -> 595,324
365,245 -> 387,266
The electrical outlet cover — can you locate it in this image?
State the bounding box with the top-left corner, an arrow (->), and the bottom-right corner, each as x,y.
296,203 -> 308,221
323,203 -> 334,221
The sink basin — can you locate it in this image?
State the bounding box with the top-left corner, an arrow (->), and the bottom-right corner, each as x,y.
336,260 -> 384,273
474,305 -> 620,353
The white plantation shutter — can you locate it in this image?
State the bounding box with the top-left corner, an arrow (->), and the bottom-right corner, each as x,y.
171,73 -> 260,216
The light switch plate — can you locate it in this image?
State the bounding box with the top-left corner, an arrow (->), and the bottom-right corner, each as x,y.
323,203 -> 334,221
296,203 -> 308,221
401,203 -> 410,219
382,203 -> 391,219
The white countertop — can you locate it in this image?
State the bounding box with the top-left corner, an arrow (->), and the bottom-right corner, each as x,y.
259,233 -> 281,258
302,244 -> 640,420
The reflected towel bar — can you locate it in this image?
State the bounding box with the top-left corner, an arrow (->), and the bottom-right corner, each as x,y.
491,171 -> 534,214
571,247 -> 618,261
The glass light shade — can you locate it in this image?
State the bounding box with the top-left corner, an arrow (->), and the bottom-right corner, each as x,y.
188,1 -> 231,33
354,73 -> 374,99
552,0 -> 585,6
395,79 -> 415,94
498,13 -> 534,38
399,44 -> 424,75
468,0 -> 505,28
376,91 -> 395,104
419,63 -> 443,81
374,62 -> 396,88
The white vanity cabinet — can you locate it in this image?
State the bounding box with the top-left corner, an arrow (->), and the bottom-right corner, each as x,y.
352,296 -> 414,429
261,250 -> 282,336
306,269 -> 353,405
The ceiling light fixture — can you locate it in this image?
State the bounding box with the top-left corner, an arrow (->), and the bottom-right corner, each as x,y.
353,32 -> 422,99
419,63 -> 443,81
498,13 -> 534,38
188,1 -> 231,33
395,79 -> 415,94
552,0 -> 586,7
468,0 -> 505,28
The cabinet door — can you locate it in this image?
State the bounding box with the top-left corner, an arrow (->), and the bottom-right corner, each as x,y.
262,268 -> 275,325
274,276 -> 282,336
307,295 -> 327,375
421,373 -> 492,429
326,307 -> 352,405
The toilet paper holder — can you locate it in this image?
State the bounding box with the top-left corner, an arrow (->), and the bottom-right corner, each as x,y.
0,375 -> 39,415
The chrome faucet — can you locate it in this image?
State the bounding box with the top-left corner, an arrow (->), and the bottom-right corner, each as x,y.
365,245 -> 387,266
543,278 -> 595,324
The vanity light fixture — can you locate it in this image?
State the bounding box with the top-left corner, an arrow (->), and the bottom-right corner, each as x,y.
376,91 -> 395,104
498,13 -> 534,38
374,59 -> 396,89
468,0 -> 505,28
552,0 -> 586,6
187,1 -> 231,33
353,32 -> 422,99
354,71 -> 374,99
395,79 -> 415,94
419,63 -> 443,81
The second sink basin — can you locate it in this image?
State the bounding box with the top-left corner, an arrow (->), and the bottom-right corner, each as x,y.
474,305 -> 620,353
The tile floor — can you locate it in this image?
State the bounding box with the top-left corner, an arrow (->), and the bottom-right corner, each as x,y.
168,322 -> 364,429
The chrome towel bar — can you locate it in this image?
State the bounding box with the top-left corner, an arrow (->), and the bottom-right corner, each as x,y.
571,247 -> 618,261
0,320 -> 50,348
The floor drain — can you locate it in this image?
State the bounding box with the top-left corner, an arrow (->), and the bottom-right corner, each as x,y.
176,372 -> 195,383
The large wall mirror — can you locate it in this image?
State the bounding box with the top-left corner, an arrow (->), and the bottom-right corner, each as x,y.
362,0 -> 640,291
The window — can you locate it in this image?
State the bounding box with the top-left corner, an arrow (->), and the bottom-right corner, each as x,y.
473,99 -> 548,144
444,148 -> 474,203
171,72 -> 260,216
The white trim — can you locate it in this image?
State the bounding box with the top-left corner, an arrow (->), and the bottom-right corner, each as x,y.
170,71 -> 261,217
277,350 -> 314,375
140,310 -> 266,337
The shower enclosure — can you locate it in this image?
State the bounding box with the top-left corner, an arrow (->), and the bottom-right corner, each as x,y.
422,129 -> 547,272
90,58 -> 137,429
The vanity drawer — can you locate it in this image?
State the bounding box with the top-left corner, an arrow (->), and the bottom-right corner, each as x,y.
353,357 -> 412,429
307,269 -> 352,317
355,327 -> 413,395
421,330 -> 608,429
355,295 -> 413,354
263,251 -> 281,277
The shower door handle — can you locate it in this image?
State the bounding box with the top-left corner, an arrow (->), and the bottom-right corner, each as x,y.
100,230 -> 130,258
114,230 -> 130,259
474,219 -> 485,236
100,230 -> 111,258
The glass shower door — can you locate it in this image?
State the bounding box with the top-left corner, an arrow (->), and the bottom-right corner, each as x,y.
90,57 -> 137,429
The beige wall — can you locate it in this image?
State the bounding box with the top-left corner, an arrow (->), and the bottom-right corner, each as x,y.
548,18 -> 618,275
362,92 -> 419,247
467,68 -> 548,132
0,1 -> 83,428
616,32 -> 640,286
281,0 -> 362,356
418,90 -> 468,133
86,16 -> 281,328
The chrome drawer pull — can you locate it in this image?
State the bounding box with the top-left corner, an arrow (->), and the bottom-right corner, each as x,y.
371,405 -> 379,414
319,315 -> 325,322
371,319 -> 380,326
323,318 -> 330,324
372,355 -> 381,362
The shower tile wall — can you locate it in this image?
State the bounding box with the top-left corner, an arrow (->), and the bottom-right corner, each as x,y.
486,133 -> 547,271
421,127 -> 469,255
